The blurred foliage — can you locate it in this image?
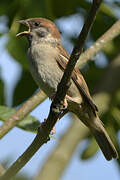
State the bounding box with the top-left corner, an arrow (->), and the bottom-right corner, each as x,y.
0,0 -> 120,176
0,106 -> 40,132
13,70 -> 37,105
0,67 -> 5,105
81,137 -> 98,160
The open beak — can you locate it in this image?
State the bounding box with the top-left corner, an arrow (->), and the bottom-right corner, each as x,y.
16,20 -> 30,37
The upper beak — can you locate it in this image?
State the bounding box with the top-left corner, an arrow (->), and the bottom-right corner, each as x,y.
16,20 -> 30,37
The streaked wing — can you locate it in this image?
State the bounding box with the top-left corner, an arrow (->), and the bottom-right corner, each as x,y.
56,45 -> 98,114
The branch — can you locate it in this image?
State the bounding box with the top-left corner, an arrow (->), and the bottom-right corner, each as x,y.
0,90 -> 47,139
0,1 -> 102,179
0,164 -> 5,176
35,118 -> 89,180
77,19 -> 120,68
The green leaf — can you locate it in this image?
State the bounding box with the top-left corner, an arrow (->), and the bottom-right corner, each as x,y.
13,70 -> 37,106
7,34 -> 29,69
81,137 -> 99,160
0,105 -> 40,132
106,125 -> 119,149
83,62 -> 104,93
49,0 -> 90,17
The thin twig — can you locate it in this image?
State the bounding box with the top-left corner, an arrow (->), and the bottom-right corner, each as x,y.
0,1 -> 102,179
0,90 -> 46,139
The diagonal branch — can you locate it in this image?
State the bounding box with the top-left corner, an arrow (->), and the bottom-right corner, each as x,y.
77,19 -> 120,67
0,1 -> 102,179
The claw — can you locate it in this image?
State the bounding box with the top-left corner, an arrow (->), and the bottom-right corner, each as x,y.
51,127 -> 56,135
63,98 -> 68,109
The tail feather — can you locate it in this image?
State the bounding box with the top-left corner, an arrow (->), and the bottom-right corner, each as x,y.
76,110 -> 118,160
90,126 -> 118,160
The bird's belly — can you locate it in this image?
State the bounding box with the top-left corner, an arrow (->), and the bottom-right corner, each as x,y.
27,45 -> 82,103
28,56 -> 62,97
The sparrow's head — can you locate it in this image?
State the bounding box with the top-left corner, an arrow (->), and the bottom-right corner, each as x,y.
16,18 -> 61,44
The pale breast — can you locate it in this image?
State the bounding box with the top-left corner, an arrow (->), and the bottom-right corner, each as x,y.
27,43 -> 63,97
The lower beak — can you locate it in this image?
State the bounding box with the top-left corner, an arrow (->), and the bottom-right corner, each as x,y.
16,20 -> 30,37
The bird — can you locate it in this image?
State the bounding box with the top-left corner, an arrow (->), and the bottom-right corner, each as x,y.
16,17 -> 118,160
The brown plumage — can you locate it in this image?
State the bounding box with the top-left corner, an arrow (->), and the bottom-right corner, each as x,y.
56,45 -> 118,160
17,17 -> 118,160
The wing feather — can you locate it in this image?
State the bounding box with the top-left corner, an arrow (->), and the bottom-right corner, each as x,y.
56,45 -> 98,114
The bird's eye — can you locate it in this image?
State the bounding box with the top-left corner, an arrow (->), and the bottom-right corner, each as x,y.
34,22 -> 41,27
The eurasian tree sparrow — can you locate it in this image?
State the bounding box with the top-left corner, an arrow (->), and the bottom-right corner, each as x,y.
16,18 -> 118,160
